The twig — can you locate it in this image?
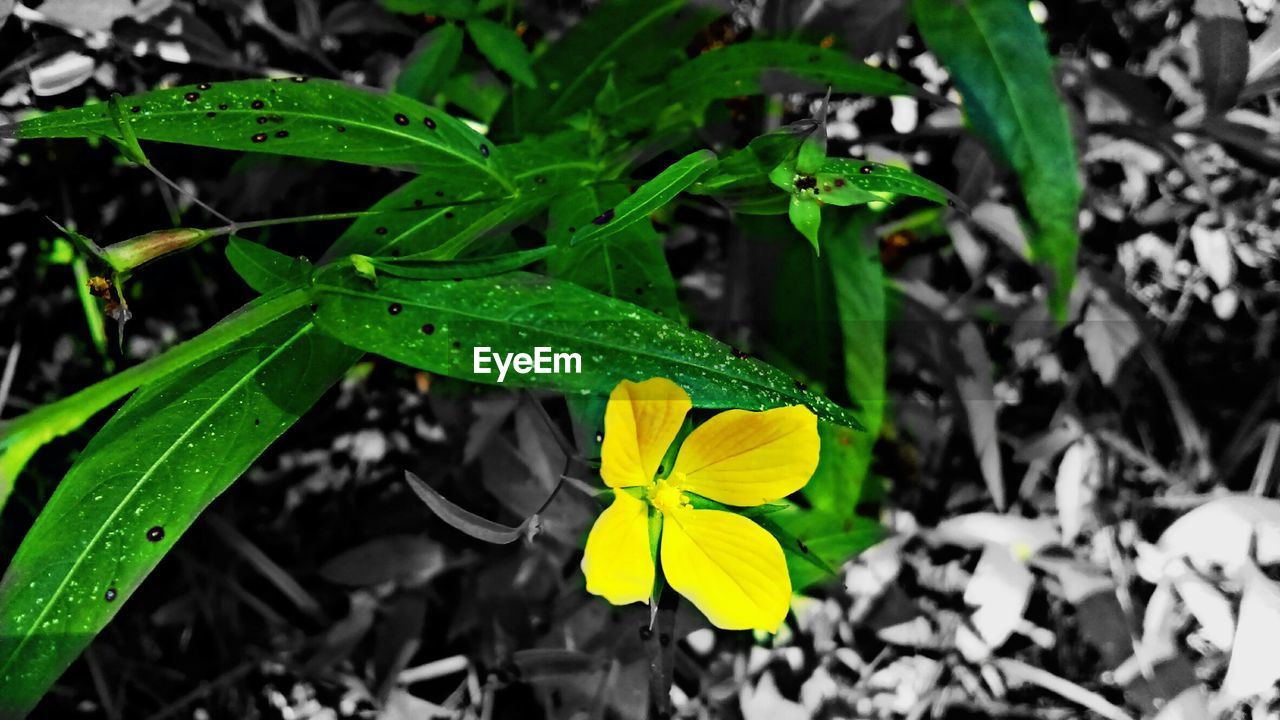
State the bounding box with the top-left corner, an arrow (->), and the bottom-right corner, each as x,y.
400,655 -> 469,685
142,658 -> 256,720
0,339 -> 19,417
993,658 -> 1134,720
204,513 -> 327,624
1093,428 -> 1188,486
1249,421 -> 1280,496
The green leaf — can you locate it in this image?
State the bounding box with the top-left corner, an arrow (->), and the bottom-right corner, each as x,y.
395,23 -> 465,102
610,42 -> 926,129
467,18 -> 537,89
310,267 -> 861,428
493,0 -> 697,137
0,310 -> 361,718
804,212 -> 886,512
381,0 -> 475,17
548,185 -> 680,319
788,196 -> 821,251
694,125 -> 809,195
815,158 -> 954,207
359,246 -> 554,279
569,150 -> 716,247
323,132 -> 600,260
225,237 -> 312,293
13,79 -> 507,186
771,507 -> 883,591
0,287 -> 313,509
913,0 -> 1081,320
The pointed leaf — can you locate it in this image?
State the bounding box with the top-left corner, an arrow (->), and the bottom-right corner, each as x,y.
0,312 -> 360,718
610,42 -> 927,129
547,185 -> 680,319
569,150 -> 716,247
395,23 -> 465,102
11,79 -> 506,184
788,196 -> 821,251
913,0 -> 1081,320
226,237 -> 312,293
310,267 -> 861,428
467,18 -> 537,89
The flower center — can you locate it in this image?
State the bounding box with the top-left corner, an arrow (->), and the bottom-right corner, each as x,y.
648,474 -> 689,515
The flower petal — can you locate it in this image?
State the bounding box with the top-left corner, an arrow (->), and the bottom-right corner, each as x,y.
660,508 -> 791,632
601,378 -> 691,488
581,490 -> 655,606
671,405 -> 819,506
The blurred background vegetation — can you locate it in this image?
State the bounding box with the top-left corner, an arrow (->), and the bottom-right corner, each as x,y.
2,0 -> 1280,718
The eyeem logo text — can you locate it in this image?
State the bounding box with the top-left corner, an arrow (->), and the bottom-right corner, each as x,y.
473,346 -> 582,382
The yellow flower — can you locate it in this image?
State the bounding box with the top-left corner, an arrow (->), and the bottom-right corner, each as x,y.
580,378 -> 820,632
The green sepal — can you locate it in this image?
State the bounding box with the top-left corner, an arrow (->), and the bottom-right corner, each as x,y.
788,196 -> 822,252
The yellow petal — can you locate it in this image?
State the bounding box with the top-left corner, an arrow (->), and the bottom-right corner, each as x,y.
671,405 -> 819,506
660,508 -> 791,632
601,378 -> 691,489
581,491 -> 655,606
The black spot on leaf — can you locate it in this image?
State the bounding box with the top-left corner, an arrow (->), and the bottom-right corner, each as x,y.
197,83 -> 212,90
146,526 -> 165,542
275,130 -> 288,138
104,588 -> 117,602
375,227 -> 388,235
251,133 -> 268,143
421,323 -> 435,335
251,100 -> 265,110
480,144 -> 490,158
424,117 -> 436,129
592,209 -> 615,225
394,113 -> 410,125
859,165 -> 873,174
388,303 -> 403,315
184,92 -> 200,102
